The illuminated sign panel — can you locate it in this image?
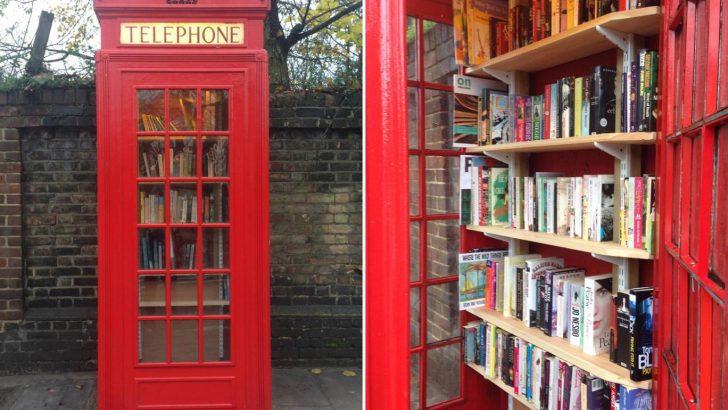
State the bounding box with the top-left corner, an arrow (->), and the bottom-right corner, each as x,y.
120,22 -> 245,45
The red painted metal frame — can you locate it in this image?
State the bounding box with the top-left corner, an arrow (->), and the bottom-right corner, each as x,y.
657,0 -> 728,406
365,0 -> 411,407
95,1 -> 269,408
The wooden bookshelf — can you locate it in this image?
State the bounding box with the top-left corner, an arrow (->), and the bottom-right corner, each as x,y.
468,306 -> 652,390
466,7 -> 661,75
465,132 -> 656,154
466,363 -> 535,409
466,225 -> 653,259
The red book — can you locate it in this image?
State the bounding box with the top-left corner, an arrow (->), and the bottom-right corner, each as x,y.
513,338 -> 520,393
516,96 -> 526,142
543,86 -> 551,139
532,0 -> 542,42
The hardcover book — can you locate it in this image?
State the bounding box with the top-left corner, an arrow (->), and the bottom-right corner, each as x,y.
525,257 -> 565,328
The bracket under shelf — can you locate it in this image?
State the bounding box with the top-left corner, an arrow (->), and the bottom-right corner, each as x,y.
482,68 -> 512,85
481,230 -> 518,256
593,142 -> 635,179
591,252 -> 637,292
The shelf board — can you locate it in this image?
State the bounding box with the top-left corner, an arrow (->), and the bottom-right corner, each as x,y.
467,306 -> 652,390
465,132 -> 656,154
467,225 -> 653,260
466,7 -> 662,74
466,363 -> 535,409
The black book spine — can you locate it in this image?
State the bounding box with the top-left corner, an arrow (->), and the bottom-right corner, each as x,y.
629,60 -> 638,132
595,66 -> 617,133
568,77 -> 575,137
630,288 -> 654,381
536,276 -> 545,330
638,50 -> 647,131
616,293 -> 631,368
556,79 -> 563,138
647,50 -> 659,132
589,70 -> 598,134
541,273 -> 552,336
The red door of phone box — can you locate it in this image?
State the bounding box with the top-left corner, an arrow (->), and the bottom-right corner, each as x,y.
94,1 -> 270,408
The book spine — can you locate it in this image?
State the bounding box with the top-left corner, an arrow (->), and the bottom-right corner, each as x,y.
582,73 -> 591,136
544,85 -> 552,139
526,96 -> 533,141
638,50 -> 647,131
574,77 -> 583,136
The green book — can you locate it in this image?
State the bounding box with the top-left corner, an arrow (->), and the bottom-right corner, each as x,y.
489,167 -> 509,225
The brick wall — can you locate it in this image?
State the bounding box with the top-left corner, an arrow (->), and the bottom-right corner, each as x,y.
0,87 -> 362,374
269,91 -> 362,366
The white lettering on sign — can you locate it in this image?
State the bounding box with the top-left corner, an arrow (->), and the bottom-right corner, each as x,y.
120,23 -> 245,45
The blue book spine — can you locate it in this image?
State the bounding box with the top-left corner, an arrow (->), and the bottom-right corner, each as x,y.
526,344 -> 532,400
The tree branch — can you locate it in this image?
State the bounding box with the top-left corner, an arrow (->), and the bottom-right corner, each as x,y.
287,1 -> 361,48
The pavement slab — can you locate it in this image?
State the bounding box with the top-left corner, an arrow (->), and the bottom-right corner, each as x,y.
0,367 -> 361,409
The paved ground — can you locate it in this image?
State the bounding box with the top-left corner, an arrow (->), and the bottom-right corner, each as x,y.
0,367 -> 362,410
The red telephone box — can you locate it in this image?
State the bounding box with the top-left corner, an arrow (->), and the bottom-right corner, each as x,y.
94,1 -> 270,408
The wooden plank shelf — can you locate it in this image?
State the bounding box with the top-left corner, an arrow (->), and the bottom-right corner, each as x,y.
466,362 -> 535,409
466,7 -> 661,75
465,132 -> 656,154
466,225 -> 653,260
467,306 -> 652,390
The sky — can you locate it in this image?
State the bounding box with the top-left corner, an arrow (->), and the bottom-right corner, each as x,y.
1,0 -> 100,74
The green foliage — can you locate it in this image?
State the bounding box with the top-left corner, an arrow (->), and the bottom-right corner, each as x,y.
278,0 -> 362,90
0,72 -> 93,91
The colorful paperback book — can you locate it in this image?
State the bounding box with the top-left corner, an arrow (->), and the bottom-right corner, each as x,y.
532,95 -> 543,141
453,75 -> 507,147
620,386 -> 652,410
453,0 -> 467,65
460,156 -> 486,225
584,273 -> 614,355
458,249 -> 509,309
466,0 -> 509,66
556,177 -> 571,236
567,277 -> 585,347
525,257 -> 565,328
489,167 -> 509,225
489,90 -> 511,144
630,287 -> 654,381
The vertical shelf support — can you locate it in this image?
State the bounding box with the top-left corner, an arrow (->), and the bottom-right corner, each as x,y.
594,142 -> 634,179
590,253 -> 639,292
482,231 -> 517,255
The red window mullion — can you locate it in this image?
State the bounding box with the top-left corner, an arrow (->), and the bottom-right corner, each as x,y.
679,137 -> 693,263
164,88 -> 172,364
196,88 -> 204,364
696,126 -> 714,279
682,1 -> 696,129
704,0 -> 721,114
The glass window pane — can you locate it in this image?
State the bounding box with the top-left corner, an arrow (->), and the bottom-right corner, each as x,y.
410,287 -> 420,348
671,143 -> 681,246
171,320 -> 198,362
138,137 -> 165,177
170,137 -> 197,177
711,127 -> 728,287
409,88 -> 419,149
171,183 -> 198,224
426,344 -> 461,407
201,90 -> 229,131
203,228 -> 229,269
202,183 -> 229,223
203,320 -> 231,362
423,21 -> 457,85
424,90 -> 454,150
171,229 -> 197,270
203,274 -> 230,315
139,229 -> 166,270
169,90 -> 197,131
138,275 -> 165,316
138,90 -> 165,132
410,353 -> 420,410
407,17 -> 418,81
202,137 -> 228,177
426,156 -> 459,214
139,320 -> 166,363
410,156 -> 420,216
689,136 -> 702,261
426,281 -> 460,343
171,274 -> 197,316
138,183 -> 165,224
410,222 -> 420,282
427,220 -> 460,279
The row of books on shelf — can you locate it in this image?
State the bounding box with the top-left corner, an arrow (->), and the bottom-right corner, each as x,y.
453,58 -> 658,147
460,156 -> 656,252
452,0 -> 657,67
464,321 -> 652,409
458,250 -> 654,381
140,232 -> 165,270
139,190 -> 227,224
